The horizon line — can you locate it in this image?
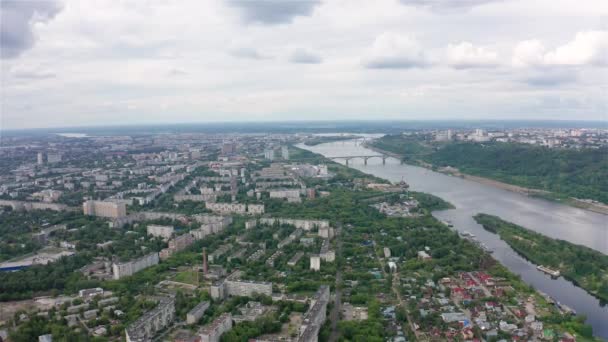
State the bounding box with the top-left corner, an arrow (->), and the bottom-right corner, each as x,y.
3,118 -> 607,133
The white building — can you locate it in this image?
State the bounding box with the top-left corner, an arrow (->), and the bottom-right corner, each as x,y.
210,278 -> 273,300
247,204 -> 265,215
383,247 -> 391,258
147,225 -> 174,240
264,149 -> 275,161
39,335 -> 52,342
187,301 -> 210,325
318,226 -> 334,239
112,253 -> 159,280
198,313 -> 232,342
126,297 -> 175,342
259,218 -> 329,231
269,189 -> 301,202
83,200 -> 127,219
205,202 -> 246,214
310,255 -> 321,271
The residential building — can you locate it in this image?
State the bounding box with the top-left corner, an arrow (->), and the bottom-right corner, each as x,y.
288,252 -> 304,266
39,334 -> 52,342
198,313 -> 232,342
47,153 -> 62,163
79,287 -> 104,299
125,297 -> 175,342
319,240 -> 335,262
147,225 -> 174,240
310,255 -> 321,271
112,253 -> 159,280
83,200 -> 127,219
187,301 -> 210,325
298,286 -> 330,342
318,226 -> 334,239
210,278 -> 273,300
264,149 -> 275,161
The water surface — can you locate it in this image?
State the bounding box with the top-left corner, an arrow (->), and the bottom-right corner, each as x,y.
301,139 -> 608,338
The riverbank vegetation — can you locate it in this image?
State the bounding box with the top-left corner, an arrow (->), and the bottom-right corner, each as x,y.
371,135 -> 608,204
474,213 -> 608,302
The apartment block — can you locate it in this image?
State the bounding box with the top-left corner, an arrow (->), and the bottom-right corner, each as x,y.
210,278 -> 273,300
147,225 -> 174,240
298,286 -> 330,342
198,313 -> 232,342
112,253 -> 159,280
187,301 -> 210,325
83,200 -> 127,219
125,297 -> 175,342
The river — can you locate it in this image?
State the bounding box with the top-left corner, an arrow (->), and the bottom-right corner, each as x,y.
300,139 -> 608,339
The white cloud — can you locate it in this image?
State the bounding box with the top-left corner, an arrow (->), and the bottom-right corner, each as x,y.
512,31 -> 608,67
364,32 -> 430,69
1,0 -> 607,129
399,0 -> 504,12
446,41 -> 499,68
545,31 -> 608,66
512,40 -> 546,67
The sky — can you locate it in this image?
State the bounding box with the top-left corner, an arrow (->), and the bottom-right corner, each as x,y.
1,0 -> 607,130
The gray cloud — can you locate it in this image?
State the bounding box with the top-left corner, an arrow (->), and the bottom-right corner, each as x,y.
1,0 -> 63,58
365,56 -> 429,69
288,48 -> 322,64
12,70 -> 56,79
168,68 -> 188,77
229,47 -> 270,60
227,0 -> 320,24
523,69 -> 577,87
400,0 -> 503,11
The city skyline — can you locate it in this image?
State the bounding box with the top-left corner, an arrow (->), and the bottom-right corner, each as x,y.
2,0 -> 607,129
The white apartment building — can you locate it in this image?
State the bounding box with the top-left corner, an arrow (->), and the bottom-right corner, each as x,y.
112,253 -> 159,280
83,200 -> 127,219
147,225 -> 174,240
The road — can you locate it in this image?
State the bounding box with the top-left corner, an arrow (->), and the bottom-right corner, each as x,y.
329,226 -> 343,342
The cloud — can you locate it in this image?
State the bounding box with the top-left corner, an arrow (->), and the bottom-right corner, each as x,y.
12,70 -> 56,79
1,0 -> 63,58
512,39 -> 546,67
399,0 -> 503,11
288,48 -> 322,64
229,47 -> 270,60
512,31 -> 608,67
226,0 -> 320,24
364,32 -> 430,69
168,68 -> 188,77
446,41 -> 499,68
544,31 -> 608,66
523,69 -> 577,87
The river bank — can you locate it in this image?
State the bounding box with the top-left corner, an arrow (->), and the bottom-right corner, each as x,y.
366,143 -> 608,216
474,214 -> 608,303
302,139 -> 608,338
